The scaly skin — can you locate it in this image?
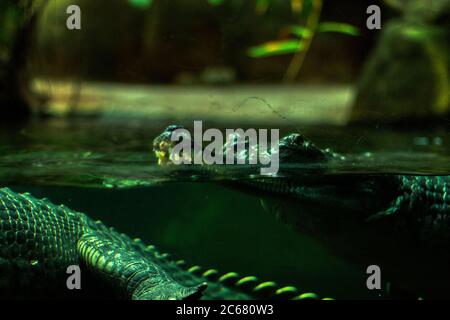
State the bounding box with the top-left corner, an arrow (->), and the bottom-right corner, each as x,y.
153,126 -> 450,298
0,187 -> 320,300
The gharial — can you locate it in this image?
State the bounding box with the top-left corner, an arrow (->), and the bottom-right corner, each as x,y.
0,187 -> 319,300
153,125 -> 450,299
1,125 -> 448,300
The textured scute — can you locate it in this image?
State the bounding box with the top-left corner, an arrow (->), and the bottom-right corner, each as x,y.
0,188 -> 258,300
0,188 -> 316,300
254,175 -> 450,298
0,188 -> 83,296
0,188 -> 205,299
396,176 -> 450,246
126,236 -> 252,299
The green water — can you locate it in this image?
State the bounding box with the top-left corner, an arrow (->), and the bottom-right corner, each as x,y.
1,118 -> 449,299
1,118 -> 449,187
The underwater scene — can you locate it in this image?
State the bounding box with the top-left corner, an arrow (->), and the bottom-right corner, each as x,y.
0,0 -> 449,305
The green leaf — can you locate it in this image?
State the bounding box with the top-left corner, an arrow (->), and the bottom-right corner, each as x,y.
317,22 -> 360,36
128,0 -> 153,9
248,39 -> 304,58
288,25 -> 313,38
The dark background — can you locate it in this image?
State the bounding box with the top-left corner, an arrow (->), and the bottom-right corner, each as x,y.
33,0 -> 392,84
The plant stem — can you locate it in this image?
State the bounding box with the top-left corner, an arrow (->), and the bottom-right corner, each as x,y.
284,0 -> 323,83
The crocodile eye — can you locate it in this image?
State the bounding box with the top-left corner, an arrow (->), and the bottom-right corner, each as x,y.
293,134 -> 305,146
285,134 -> 305,147
159,141 -> 168,151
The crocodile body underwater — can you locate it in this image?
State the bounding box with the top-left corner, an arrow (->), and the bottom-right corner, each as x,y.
0,188 -> 319,300
153,125 -> 450,298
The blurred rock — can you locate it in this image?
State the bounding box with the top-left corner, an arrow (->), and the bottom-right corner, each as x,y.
351,1 -> 449,123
